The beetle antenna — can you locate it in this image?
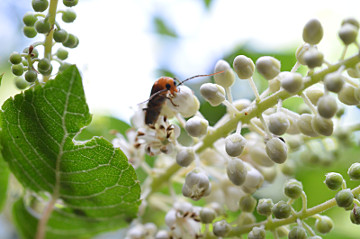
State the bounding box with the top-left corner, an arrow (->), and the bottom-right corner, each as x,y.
177,71 -> 225,86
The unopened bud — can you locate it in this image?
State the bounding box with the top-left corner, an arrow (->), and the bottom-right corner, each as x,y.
248,226 -> 266,239
227,158 -> 247,186
303,18 -> 323,45
324,72 -> 345,93
239,195 -> 257,212
324,172 -> 343,190
200,83 -> 226,106
185,116 -> 208,137
315,215 -> 334,234
339,23 -> 358,45
265,137 -> 288,164
225,133 -> 247,157
255,56 -> 281,80
348,163 -> 360,180
200,207 -> 216,224
311,115 -> 333,136
280,72 -> 304,93
233,55 -> 255,79
182,168 -> 211,201
288,226 -> 307,239
257,198 -> 274,216
268,112 -> 290,135
303,48 -> 324,68
272,200 -> 291,219
176,147 -> 195,167
338,84 -> 360,105
297,113 -> 319,137
213,220 -> 231,237
214,59 -> 235,88
284,179 -> 303,199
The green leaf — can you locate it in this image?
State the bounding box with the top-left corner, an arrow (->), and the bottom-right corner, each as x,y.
1,66 -> 140,238
0,73 -> 4,86
0,155 -> 9,212
153,16 -> 178,38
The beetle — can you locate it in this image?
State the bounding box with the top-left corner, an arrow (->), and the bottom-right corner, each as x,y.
143,72 -> 224,125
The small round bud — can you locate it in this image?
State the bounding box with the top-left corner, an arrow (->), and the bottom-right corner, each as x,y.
214,60 -> 235,88
232,98 -> 251,111
155,230 -> 169,239
213,220 -> 231,237
15,77 -> 29,90
200,83 -> 225,106
303,19 -> 323,44
62,33 -> 79,48
315,215 -> 334,234
35,19 -> 51,34
200,207 -> 216,224
53,29 -> 69,43
342,18 -> 360,29
39,65 -> 53,76
297,113 -> 318,137
182,169 -> 211,201
280,72 -> 304,93
239,195 -> 257,212
288,226 -> 307,239
265,137 -> 288,164
348,163 -> 360,180
226,158 -> 247,186
317,95 -> 338,119
311,115 -> 333,136
32,0 -> 49,12
324,72 -> 344,93
176,147 -> 195,167
280,160 -> 296,176
63,0 -> 78,7
296,43 -> 311,65
255,56 -> 281,80
23,26 -> 37,38
272,200 -> 291,219
38,58 -> 51,72
225,133 -> 247,157
335,189 -> 354,208
257,198 -> 274,216
185,116 -> 208,137
339,23 -> 358,45
23,13 -> 37,26
62,9 -> 77,23
303,48 -> 323,68
305,88 -> 324,105
9,52 -> 22,65
284,179 -> 303,199
249,146 -> 274,167
248,226 -> 266,239
56,48 -> 69,60
268,112 -> 290,135
324,172 -> 343,190
347,64 -> 360,78
11,64 -> 24,76
233,55 -> 255,79
350,206 -> 360,224
25,69 -> 38,83
338,84 -> 360,105
167,85 -> 199,118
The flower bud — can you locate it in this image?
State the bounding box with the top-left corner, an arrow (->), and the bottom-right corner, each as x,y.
324,172 -> 343,190
305,88 -> 324,105
350,206 -> 360,224
284,179 -> 303,199
243,165 -> 264,191
280,160 -> 296,176
248,226 -> 266,239
255,56 -> 281,80
225,133 -> 247,157
311,115 -> 333,136
324,72 -> 344,93
249,146 -> 274,167
347,64 -> 360,78
200,83 -> 226,106
315,215 -> 334,234
200,207 -> 216,224
297,113 -> 319,137
214,60 -> 235,88
213,220 -> 231,237
296,43 -> 311,65
227,158 -> 247,186
155,230 -> 170,239
9,52 -> 22,65
233,55 -> 255,79
339,23 -> 358,45
342,17 -> 360,29
239,195 -> 257,212
317,95 -> 338,119
303,48 -> 324,68
348,163 -> 360,180
272,200 -> 291,219
176,147 -> 195,167
302,19 -> 323,45
335,189 -> 354,208
232,98 -> 251,111
167,85 -> 199,118
265,137 -> 288,164
185,116 -> 208,137
280,72 -> 304,93
338,84 -> 360,105
257,198 -> 274,216
182,168 -> 211,201
268,112 -> 290,135
288,226 -> 307,239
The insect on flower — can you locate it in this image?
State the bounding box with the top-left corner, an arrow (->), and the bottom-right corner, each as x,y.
143,71 -> 224,125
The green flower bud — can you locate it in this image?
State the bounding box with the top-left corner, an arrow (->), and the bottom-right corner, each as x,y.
324,72 -> 344,93
9,52 -> 22,65
185,116 -> 208,137
176,147 -> 195,167
265,137 -> 288,164
248,226 -> 266,239
225,133 -> 247,157
200,83 -> 225,106
62,9 -> 77,23
268,112 -> 290,135
335,189 -> 354,208
315,215 -> 334,234
214,59 -> 235,88
257,198 -> 274,216
272,200 -> 291,219
339,23 -> 358,45
15,77 -> 30,90
311,115 -> 333,136
350,206 -> 360,224
233,55 -> 255,79
23,12 -> 37,26
284,179 -> 303,199
213,220 -> 231,237
296,43 -> 311,65
32,0 -> 49,12
338,84 -> 360,105
200,207 -> 216,224
288,226 -> 307,239
348,163 -> 360,180
35,19 -> 51,34
53,29 -> 69,43
25,69 -> 38,83
297,113 -> 319,137
62,33 -> 79,48
227,158 -> 247,186
38,58 -> 51,72
249,146 -> 274,167
63,0 -> 78,7
56,48 -> 69,60
39,64 -> 53,76
324,172 -> 343,190
280,72 -> 304,93
317,95 -> 338,119
303,18 -> 323,45
303,48 -> 324,68
305,87 -> 324,105
23,26 -> 38,38
11,64 -> 24,76
255,56 -> 281,80
239,195 -> 257,212
182,168 -> 211,201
